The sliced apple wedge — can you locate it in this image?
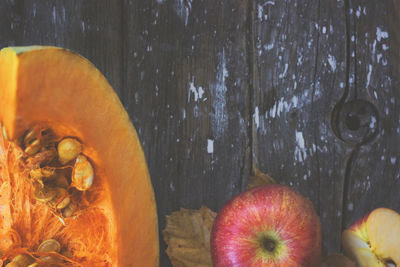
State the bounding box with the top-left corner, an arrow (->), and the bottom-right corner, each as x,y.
367,208 -> 400,265
342,208 -> 400,267
342,228 -> 385,267
320,254 -> 356,267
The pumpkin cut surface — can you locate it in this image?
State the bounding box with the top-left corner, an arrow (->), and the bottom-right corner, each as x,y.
0,47 -> 159,266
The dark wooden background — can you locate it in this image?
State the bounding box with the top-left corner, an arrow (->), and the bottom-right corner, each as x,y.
1,0 -> 399,266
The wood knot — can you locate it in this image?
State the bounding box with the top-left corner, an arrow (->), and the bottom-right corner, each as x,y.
332,99 -> 379,145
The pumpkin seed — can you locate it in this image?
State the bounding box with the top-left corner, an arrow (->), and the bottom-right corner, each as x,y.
62,202 -> 77,218
56,196 -> 71,210
27,263 -> 39,267
37,239 -> 62,264
24,139 -> 41,156
30,167 -> 56,180
11,254 -> 35,266
57,138 -> 82,165
23,129 -> 38,146
34,186 -> 57,203
71,155 -> 94,191
40,255 -> 62,264
37,239 -> 61,253
48,188 -> 70,210
5,262 -> 20,267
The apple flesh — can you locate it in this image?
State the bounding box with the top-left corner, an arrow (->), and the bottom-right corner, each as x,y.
342,208 -> 400,267
211,184 -> 321,267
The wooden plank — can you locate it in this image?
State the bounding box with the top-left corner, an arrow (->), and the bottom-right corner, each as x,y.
341,0 -> 400,230
122,0 -> 251,265
252,0 -> 350,255
0,1 -> 122,96
0,1 -> 24,47
19,1 -> 123,96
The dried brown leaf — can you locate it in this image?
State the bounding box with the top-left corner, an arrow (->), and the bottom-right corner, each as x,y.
247,166 -> 276,190
162,206 -> 216,267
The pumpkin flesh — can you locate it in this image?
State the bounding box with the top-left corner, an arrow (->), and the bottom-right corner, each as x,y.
0,47 -> 159,266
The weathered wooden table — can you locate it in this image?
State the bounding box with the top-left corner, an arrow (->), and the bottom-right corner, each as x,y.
1,0 -> 399,266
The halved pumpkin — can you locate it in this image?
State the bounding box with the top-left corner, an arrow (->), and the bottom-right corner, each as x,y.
0,46 -> 159,266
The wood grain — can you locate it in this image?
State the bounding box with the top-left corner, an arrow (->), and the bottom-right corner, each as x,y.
253,0 -> 352,255
122,0 -> 251,265
340,0 -> 400,230
0,1 -> 122,96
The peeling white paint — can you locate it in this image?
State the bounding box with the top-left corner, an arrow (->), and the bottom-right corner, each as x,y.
212,49 -> 229,138
257,0 -> 275,21
385,107 -> 389,115
279,63 -> 288,78
369,116 -> 376,129
170,182 -> 175,191
257,4 -> 263,20
52,6 -> 56,23
266,91 -> 312,119
348,203 -> 354,211
328,54 -> 336,71
207,139 -> 214,154
188,80 -> 205,102
174,0 -> 192,26
297,54 -> 303,66
377,53 -> 383,63
291,95 -> 298,107
372,39 -> 376,56
254,106 -> 260,129
376,27 -> 389,42
295,130 -> 307,162
366,64 -> 372,88
264,43 -> 274,51
32,3 -> 37,17
355,6 -> 361,18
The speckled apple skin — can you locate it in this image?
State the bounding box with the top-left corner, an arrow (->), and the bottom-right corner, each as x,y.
211,184 -> 321,267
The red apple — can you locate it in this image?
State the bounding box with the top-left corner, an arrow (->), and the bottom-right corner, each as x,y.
342,207 -> 400,267
211,184 -> 321,267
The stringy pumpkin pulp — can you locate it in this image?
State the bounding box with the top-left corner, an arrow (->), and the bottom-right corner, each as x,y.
0,125 -> 114,266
